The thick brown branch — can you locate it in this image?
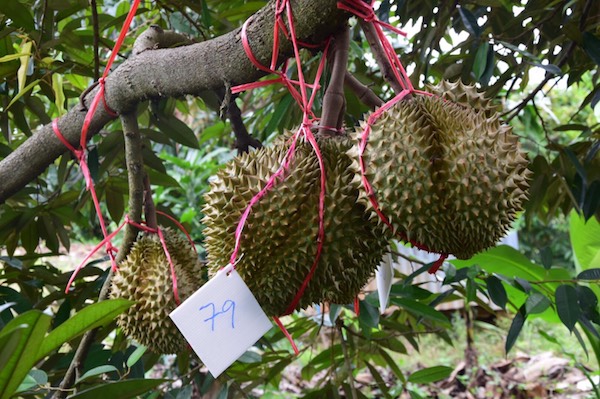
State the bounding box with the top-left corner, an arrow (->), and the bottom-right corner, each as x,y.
319,25 -> 350,135
0,0 -> 348,204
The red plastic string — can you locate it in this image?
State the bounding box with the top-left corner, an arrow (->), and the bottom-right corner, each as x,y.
65,219 -> 127,292
229,130 -> 302,265
53,119 -> 119,273
156,210 -> 198,255
337,0 -> 407,37
65,214 -> 185,304
60,0 -> 184,299
231,1 -> 335,356
337,1 -> 449,273
337,0 -> 411,91
354,297 -> 360,315
273,316 -> 300,355
157,227 -> 181,305
282,125 -> 326,316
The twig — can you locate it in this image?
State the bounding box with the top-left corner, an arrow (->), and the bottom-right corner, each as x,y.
504,0 -> 593,122
390,250 -> 427,266
216,86 -> 262,154
143,174 -> 158,230
319,25 -> 350,135
344,71 -> 384,109
337,318 -> 358,399
53,112 -> 145,398
90,0 -> 100,81
359,20 -> 403,94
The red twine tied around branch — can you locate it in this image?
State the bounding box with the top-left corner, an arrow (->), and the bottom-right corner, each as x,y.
55,0 -> 183,302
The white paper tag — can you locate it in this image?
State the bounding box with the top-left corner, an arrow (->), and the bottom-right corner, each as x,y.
169,264 -> 272,377
376,248 -> 394,314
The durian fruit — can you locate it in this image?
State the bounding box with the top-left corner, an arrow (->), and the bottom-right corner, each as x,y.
202,133 -> 389,316
348,82 -> 530,259
110,228 -> 207,354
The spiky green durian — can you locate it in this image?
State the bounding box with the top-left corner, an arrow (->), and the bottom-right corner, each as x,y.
428,80 -> 498,117
110,228 -> 207,354
348,83 -> 530,259
202,133 -> 389,316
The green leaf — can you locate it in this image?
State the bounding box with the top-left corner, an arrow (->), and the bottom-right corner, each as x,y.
16,370 -> 47,393
525,291 -> 551,315
486,276 -> 507,309
578,268 -> 600,280
154,115 -> 199,149
390,298 -> 451,327
473,41 -> 489,81
7,79 -> 41,110
75,365 -> 119,384
407,366 -> 453,384
37,299 -> 134,359
458,7 -> 480,36
378,349 -> 406,384
452,245 -> 571,286
570,210 -> 600,271
126,345 -> 148,368
0,53 -> 32,63
68,379 -> 168,399
105,186 -> 125,223
540,247 -> 553,270
358,299 -> 380,329
52,72 -> 66,115
576,285 -> 598,312
0,310 -> 51,399
556,285 -> 581,332
145,168 -> 181,188
365,362 -> 391,398
583,32 -> 600,66
17,41 -> 33,93
506,307 -> 526,354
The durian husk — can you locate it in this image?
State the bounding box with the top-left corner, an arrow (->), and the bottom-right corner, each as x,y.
348,82 -> 530,259
110,228 -> 206,354
202,133 -> 389,316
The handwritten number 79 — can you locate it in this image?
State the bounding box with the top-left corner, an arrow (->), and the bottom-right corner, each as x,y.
199,300 -> 236,331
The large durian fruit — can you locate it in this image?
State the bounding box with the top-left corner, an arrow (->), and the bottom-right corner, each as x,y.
202,133 -> 389,316
348,81 -> 530,259
110,228 -> 207,354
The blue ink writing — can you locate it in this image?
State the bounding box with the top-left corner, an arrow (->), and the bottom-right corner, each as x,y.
199,300 -> 236,331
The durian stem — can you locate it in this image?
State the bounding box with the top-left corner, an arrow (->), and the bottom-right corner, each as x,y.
359,20 -> 404,94
344,71 -> 384,109
319,25 -> 350,135
53,112 -> 146,398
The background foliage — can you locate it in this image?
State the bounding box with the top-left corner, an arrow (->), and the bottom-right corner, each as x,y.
1,0 -> 600,397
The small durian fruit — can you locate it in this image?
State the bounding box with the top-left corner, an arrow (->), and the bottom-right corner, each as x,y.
203,133 -> 389,316
110,228 -> 206,354
348,84 -> 530,259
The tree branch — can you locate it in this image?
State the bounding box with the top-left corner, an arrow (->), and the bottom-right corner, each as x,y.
0,0 -> 349,204
53,112 -> 145,398
344,71 -> 383,109
319,25 -> 350,135
359,19 -> 403,94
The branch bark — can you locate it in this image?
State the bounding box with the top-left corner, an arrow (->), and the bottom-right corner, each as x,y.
319,25 -> 350,135
0,0 -> 349,204
54,111 -> 145,398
